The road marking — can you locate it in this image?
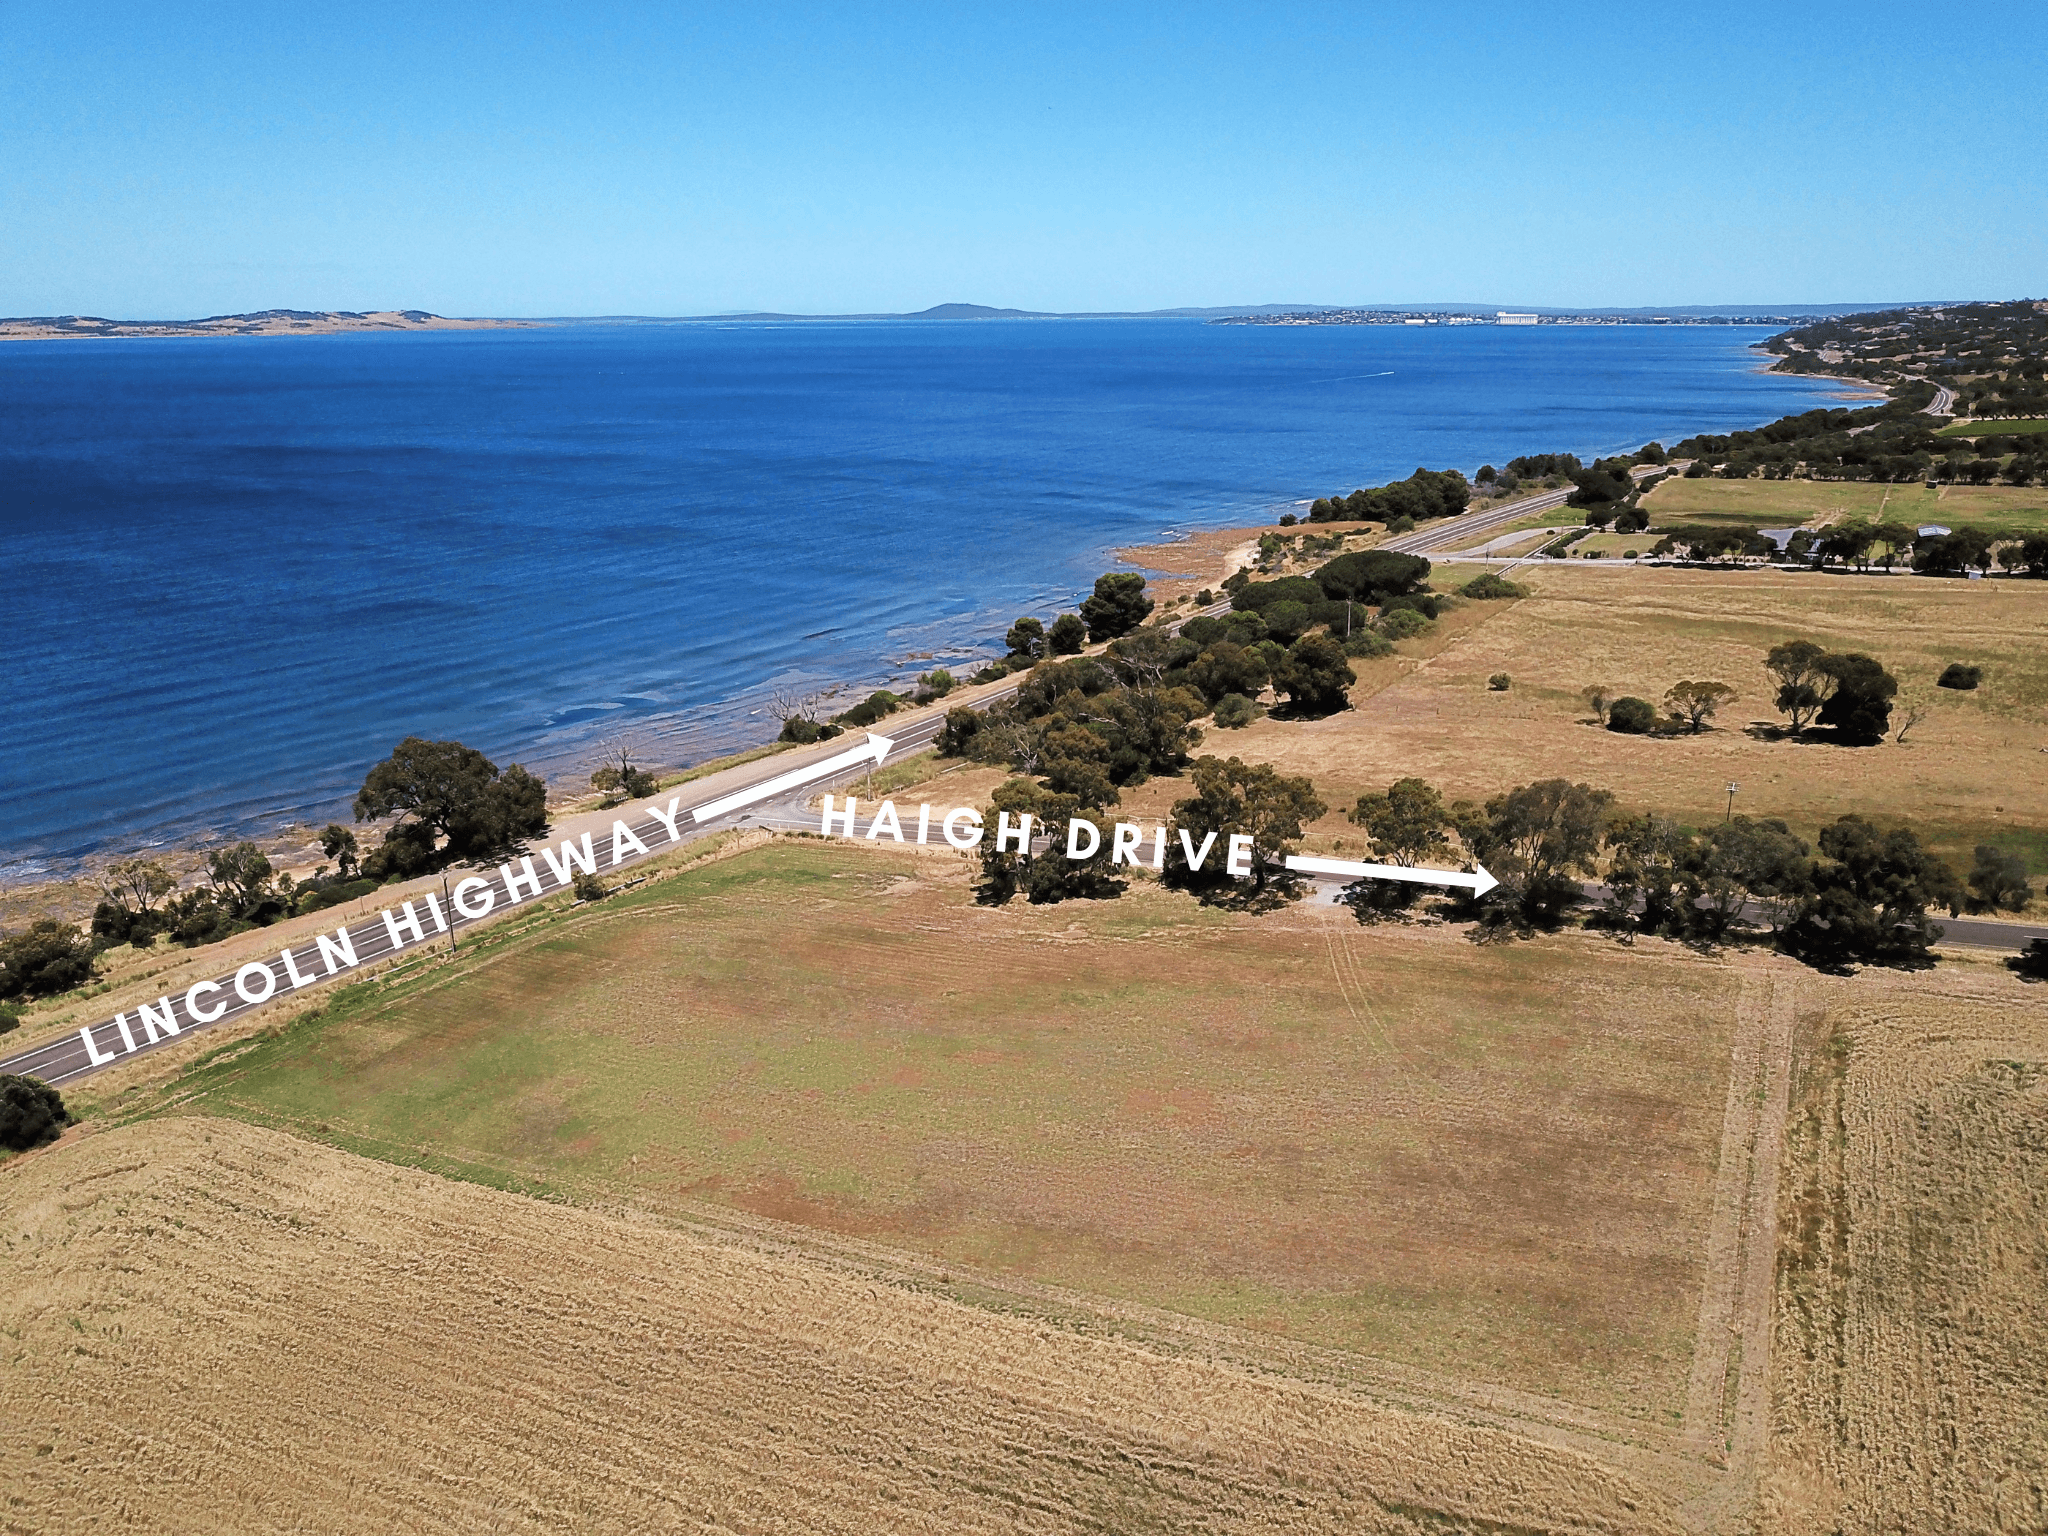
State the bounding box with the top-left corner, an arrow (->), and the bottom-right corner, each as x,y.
691,732 -> 895,823
1284,854 -> 1499,896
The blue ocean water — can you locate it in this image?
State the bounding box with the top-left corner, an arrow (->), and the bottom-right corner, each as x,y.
0,319 -> 1845,871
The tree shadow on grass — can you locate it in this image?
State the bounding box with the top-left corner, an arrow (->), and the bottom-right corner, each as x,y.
1167,870 -> 1307,914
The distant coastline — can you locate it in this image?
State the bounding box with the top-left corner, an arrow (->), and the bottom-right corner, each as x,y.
1,298 -> 1939,339
0,309 -> 537,341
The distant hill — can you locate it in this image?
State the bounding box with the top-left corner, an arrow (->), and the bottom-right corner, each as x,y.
0,310 -> 531,340
911,302 -> 1050,319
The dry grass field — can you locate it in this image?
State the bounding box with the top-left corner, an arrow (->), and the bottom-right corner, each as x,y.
141,840 -> 1742,1427
1,1117 -> 1681,1535
1765,958 -> 2048,1534
1162,563 -> 2048,874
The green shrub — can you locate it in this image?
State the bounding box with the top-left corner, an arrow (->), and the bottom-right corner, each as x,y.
1381,593 -> 1442,620
1343,631 -> 1394,659
1488,673 -> 1511,691
834,691 -> 904,728
1459,573 -> 1526,599
0,1074 -> 70,1152
0,922 -> 98,1001
1937,662 -> 1981,690
1212,693 -> 1264,729
296,877 -> 379,915
1377,608 -> 1430,641
779,716 -> 845,744
1967,846 -> 2032,913
1607,696 -> 1658,734
572,870 -> 608,902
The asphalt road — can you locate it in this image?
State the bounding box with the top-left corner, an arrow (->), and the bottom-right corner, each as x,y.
1380,485 -> 1575,555
1926,382 -> 1956,415
1384,464 -> 1666,560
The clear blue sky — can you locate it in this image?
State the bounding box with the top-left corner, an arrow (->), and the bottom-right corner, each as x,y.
4,1 -> 2042,317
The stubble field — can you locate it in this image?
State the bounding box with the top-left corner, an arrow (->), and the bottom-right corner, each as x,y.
1766,959 -> 2048,1534
2,1116 -> 1680,1535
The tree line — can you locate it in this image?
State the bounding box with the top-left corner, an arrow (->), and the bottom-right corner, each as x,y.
1644,520 -> 2048,578
1673,394 -> 2046,486
1305,467 -> 1471,528
953,754 -> 2037,976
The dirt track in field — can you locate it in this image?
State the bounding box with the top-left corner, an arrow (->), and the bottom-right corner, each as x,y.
1,1118 -> 1681,1536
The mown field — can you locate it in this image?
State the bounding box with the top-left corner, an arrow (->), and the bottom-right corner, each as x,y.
2,1117 -> 1680,1535
1937,416 -> 2048,438
1766,958 -> 2047,1534
142,837 -> 1742,1423
1640,477 -> 2048,532
1155,564 -> 2048,876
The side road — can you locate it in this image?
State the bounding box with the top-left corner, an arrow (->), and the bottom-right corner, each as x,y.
1378,465 -> 1666,557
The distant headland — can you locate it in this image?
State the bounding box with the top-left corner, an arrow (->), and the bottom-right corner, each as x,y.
1,300 -> 1955,340
0,309 -> 536,341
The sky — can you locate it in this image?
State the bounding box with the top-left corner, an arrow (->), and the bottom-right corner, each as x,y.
3,1 -> 2043,317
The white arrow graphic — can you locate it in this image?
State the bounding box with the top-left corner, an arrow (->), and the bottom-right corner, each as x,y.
691,732 -> 895,823
1283,854 -> 1499,898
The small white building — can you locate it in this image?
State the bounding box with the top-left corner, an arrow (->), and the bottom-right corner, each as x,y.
1919,524 -> 1951,538
1496,312 -> 1540,326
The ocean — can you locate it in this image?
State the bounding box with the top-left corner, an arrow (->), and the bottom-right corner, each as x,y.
0,319 -> 1846,873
